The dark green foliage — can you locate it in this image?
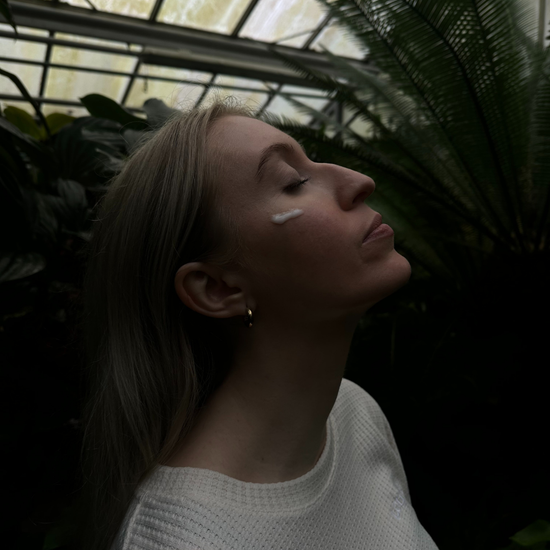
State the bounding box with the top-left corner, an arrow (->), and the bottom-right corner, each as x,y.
0,67 -> 178,548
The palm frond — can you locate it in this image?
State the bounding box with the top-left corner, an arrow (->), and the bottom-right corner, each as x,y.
314,0 -> 548,250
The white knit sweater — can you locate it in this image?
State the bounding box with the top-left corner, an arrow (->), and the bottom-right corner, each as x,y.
113,378 -> 439,550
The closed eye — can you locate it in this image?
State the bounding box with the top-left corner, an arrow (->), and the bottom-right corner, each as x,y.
284,178 -> 310,193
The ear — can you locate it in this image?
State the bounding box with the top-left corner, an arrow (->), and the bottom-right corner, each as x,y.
174,262 -> 250,319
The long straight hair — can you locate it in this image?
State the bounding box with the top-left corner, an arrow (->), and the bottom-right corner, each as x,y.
74,97 -> 256,550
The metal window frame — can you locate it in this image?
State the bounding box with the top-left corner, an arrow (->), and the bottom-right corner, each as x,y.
2,0 -> 380,129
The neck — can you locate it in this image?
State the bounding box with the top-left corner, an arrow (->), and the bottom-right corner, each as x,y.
170,314 -> 359,483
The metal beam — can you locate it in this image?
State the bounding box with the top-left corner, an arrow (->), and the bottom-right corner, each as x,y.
5,0 -> 377,87
0,55 -> 333,98
0,93 -> 144,113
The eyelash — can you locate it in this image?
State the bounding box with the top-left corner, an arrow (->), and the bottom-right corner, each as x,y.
284,178 -> 310,192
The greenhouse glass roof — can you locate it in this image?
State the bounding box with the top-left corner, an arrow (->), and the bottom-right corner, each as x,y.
0,0 -> 370,123
1,0 -> 547,124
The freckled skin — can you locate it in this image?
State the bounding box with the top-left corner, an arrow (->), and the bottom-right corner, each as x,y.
169,116 -> 412,483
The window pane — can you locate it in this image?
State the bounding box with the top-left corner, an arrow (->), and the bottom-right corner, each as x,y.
310,22 -> 366,60
0,23 -> 49,37
343,105 -> 357,125
64,0 -> 155,19
64,0 -> 91,9
157,0 -> 250,34
0,25 -> 48,61
239,0 -> 326,48
0,100 -> 35,115
280,84 -> 328,97
125,78 -> 204,109
51,46 -> 136,73
349,115 -> 373,139
44,68 -> 129,103
42,104 -> 90,118
265,94 -> 329,124
213,74 -> 271,91
0,61 -> 42,95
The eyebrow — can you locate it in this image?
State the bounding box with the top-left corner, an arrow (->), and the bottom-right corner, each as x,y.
255,141 -> 306,184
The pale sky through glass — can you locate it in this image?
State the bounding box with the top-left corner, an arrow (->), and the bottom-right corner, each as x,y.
158,0 -> 249,34
64,0 -> 156,19
0,0 -> 366,119
240,0 -> 325,47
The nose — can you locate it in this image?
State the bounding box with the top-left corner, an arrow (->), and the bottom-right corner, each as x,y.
319,163 -> 375,208
350,172 -> 375,207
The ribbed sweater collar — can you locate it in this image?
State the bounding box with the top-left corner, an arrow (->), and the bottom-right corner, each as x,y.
137,408 -> 337,513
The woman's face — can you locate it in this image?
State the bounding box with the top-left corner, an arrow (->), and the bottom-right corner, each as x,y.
209,115 -> 411,327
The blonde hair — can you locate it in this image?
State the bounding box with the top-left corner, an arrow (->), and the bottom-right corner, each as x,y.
74,97 -> 257,550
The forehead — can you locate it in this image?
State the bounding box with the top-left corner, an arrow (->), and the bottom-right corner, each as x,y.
210,115 -> 292,166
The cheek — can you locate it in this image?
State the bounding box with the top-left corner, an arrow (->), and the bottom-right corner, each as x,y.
264,212 -> 345,268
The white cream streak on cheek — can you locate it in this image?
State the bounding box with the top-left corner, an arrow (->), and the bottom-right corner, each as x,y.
271,209 -> 304,225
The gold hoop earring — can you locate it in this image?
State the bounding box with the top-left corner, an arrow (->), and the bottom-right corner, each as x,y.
243,307 -> 253,328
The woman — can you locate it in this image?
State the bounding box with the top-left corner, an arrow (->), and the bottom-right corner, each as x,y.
76,96 -> 438,550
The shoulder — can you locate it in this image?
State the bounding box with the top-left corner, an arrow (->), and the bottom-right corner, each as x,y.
337,377 -> 385,418
336,377 -> 398,453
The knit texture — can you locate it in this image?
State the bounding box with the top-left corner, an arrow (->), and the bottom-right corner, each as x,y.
113,378 -> 439,550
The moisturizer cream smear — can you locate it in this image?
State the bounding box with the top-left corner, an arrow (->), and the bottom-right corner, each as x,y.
271,209 -> 304,224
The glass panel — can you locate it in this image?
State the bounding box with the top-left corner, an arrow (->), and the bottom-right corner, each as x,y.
264,94 -> 329,124
0,61 -> 42,95
348,115 -> 373,139
64,0 -> 90,8
201,87 -> 268,112
65,0 -> 156,19
51,46 -> 136,73
281,84 -> 328,97
0,23 -> 49,37
0,23 -> 48,36
239,0 -> 326,48
0,25 -> 48,62
343,105 -> 356,125
213,74 -> 271,91
157,0 -> 250,35
44,68 -> 129,103
310,22 -> 366,60
0,38 -> 47,62
138,64 -> 212,84
0,100 -> 35,115
125,78 -> 204,109
42,103 -> 90,118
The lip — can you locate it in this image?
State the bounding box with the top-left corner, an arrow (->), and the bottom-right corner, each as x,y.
362,213 -> 383,243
